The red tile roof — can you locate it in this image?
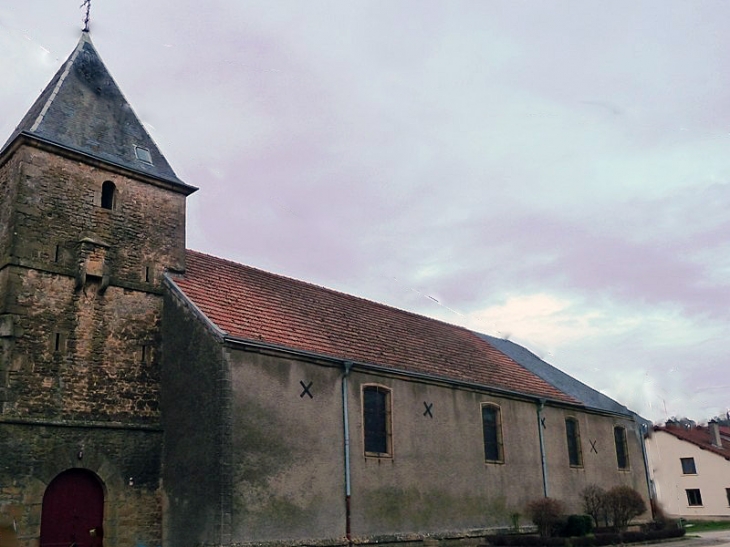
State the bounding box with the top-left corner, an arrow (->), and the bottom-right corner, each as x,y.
656,424 -> 730,461
170,250 -> 578,403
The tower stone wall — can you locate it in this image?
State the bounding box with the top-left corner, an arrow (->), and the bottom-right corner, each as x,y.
0,139 -> 190,546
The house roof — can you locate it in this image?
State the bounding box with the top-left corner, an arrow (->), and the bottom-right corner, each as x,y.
169,250 -> 580,404
655,424 -> 730,461
477,334 -> 641,419
1,32 -> 193,191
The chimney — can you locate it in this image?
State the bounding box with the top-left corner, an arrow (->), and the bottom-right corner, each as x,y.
709,420 -> 722,448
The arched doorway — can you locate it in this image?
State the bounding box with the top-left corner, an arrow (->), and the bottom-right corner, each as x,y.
40,469 -> 104,547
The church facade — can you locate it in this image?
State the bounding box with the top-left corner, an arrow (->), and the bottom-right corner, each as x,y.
0,32 -> 650,547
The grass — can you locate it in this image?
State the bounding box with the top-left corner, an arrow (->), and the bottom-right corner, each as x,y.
682,521 -> 730,533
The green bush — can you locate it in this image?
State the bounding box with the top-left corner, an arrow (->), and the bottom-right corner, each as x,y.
560,514 -> 593,537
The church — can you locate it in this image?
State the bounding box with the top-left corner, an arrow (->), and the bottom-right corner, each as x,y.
0,30 -> 651,547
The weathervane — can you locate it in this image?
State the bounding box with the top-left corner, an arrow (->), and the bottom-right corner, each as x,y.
81,0 -> 91,32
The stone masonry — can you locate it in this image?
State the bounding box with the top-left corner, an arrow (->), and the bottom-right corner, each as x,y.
0,140 -> 190,547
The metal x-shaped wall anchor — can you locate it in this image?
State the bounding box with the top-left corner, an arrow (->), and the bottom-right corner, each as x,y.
423,402 -> 433,418
590,439 -> 598,454
299,380 -> 313,399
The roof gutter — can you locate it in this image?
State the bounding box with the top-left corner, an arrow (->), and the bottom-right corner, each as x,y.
221,333 -> 575,408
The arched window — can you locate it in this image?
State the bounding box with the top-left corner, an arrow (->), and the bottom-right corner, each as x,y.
363,385 -> 392,457
482,403 -> 504,463
565,417 -> 583,467
614,425 -> 630,470
101,181 -> 116,210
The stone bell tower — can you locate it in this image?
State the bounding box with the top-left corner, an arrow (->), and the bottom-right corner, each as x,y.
0,30 -> 195,547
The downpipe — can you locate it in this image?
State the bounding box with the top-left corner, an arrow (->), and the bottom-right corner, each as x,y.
537,398 -> 549,497
341,361 -> 353,545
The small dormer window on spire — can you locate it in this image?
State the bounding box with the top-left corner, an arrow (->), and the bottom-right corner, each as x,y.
134,145 -> 153,164
101,181 -> 116,210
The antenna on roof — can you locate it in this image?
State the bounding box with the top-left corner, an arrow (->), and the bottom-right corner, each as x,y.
80,0 -> 92,33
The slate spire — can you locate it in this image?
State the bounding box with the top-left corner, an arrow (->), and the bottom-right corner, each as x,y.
2,32 -> 187,186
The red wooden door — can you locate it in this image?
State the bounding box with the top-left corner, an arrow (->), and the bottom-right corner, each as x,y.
40,469 -> 104,547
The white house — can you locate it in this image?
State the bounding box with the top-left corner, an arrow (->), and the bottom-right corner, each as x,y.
646,421 -> 730,520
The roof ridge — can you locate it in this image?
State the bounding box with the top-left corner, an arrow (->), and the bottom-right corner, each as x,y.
30,34 -> 87,132
184,249 -> 479,333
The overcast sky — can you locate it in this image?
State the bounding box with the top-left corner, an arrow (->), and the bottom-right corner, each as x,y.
2,1 -> 728,423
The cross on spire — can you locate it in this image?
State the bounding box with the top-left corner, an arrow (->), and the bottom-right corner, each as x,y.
81,0 -> 91,32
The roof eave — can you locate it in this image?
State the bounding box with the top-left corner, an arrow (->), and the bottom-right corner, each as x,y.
656,428 -> 730,461
0,133 -> 198,196
222,332 -> 600,408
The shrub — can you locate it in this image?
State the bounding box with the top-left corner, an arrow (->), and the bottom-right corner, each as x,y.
509,512 -> 521,533
526,498 -> 565,538
604,486 -> 647,532
561,514 -> 593,537
647,499 -> 678,531
487,535 -> 565,546
580,485 -> 607,527
485,526 -> 685,547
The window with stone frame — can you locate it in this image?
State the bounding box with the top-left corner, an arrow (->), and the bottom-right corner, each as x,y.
363,385 -> 392,457
614,425 -> 630,470
680,457 -> 697,475
565,417 -> 583,467
686,488 -> 703,506
482,403 -> 504,463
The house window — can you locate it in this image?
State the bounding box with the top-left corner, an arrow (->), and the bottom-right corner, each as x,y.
101,181 -> 116,210
726,488 -> 730,506
363,385 -> 392,457
686,489 -> 703,506
614,426 -> 630,470
482,403 -> 504,463
565,417 -> 583,467
680,457 -> 697,475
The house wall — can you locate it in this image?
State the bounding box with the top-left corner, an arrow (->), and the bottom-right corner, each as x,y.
646,430 -> 730,519
540,406 -> 649,513
0,143 -> 189,547
0,152 -> 20,267
160,289 -> 230,547
347,372 -> 543,539
215,345 -> 652,546
227,350 -> 346,545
